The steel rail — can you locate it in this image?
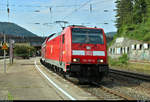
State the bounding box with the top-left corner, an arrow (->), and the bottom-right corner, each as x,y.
92,82 -> 135,100
109,68 -> 150,81
100,86 -> 135,100
41,60 -> 136,100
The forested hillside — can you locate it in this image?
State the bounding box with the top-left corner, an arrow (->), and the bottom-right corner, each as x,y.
0,22 -> 37,37
114,0 -> 150,42
106,32 -> 116,37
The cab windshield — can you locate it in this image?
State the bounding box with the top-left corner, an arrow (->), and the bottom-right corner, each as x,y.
72,28 -> 104,44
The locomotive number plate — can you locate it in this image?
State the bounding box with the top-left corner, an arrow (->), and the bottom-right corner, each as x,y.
85,51 -> 93,56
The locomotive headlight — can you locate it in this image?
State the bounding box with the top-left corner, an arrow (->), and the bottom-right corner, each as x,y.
73,58 -> 77,62
97,59 -> 104,63
73,58 -> 80,62
100,59 -> 104,63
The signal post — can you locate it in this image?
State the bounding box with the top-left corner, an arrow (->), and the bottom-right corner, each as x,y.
2,34 -> 8,73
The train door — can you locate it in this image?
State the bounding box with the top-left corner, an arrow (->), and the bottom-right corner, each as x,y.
59,34 -> 65,65
43,46 -> 46,58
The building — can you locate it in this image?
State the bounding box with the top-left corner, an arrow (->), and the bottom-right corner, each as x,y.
108,37 -> 150,62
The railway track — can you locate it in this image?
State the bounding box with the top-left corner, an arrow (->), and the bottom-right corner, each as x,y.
79,82 -> 135,100
61,74 -> 136,100
109,68 -> 150,81
41,61 -> 136,100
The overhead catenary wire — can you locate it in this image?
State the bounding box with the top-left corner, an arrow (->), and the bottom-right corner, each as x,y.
0,0 -> 116,35
0,3 -> 81,8
45,0 -> 115,30
61,0 -> 113,20
62,0 -> 93,20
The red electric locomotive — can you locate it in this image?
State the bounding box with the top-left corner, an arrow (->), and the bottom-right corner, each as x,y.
41,25 -> 109,83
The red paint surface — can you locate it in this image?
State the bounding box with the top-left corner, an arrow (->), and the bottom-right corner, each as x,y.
41,26 -> 108,69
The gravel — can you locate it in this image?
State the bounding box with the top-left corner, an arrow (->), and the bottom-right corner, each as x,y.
102,74 -> 150,100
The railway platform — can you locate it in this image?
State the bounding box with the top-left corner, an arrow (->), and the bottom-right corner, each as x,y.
0,57 -> 98,100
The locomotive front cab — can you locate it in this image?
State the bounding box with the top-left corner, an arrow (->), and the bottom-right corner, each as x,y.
68,27 -> 109,81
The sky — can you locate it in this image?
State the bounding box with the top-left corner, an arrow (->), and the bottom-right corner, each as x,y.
0,0 -> 117,37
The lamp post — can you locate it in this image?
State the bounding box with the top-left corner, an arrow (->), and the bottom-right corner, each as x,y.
3,33 -> 7,73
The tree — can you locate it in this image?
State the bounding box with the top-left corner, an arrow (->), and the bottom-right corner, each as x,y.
115,0 -> 133,34
133,0 -> 147,24
114,0 -> 150,42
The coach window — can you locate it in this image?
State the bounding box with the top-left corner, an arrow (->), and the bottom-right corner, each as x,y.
62,35 -> 65,44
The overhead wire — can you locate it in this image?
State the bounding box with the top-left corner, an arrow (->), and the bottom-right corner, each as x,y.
0,3 -> 81,8
1,0 -> 116,30
61,0 -> 114,24
48,0 -> 115,29
62,0 -> 93,20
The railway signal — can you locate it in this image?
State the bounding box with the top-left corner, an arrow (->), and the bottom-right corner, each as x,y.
2,42 -> 8,50
1,34 -> 7,73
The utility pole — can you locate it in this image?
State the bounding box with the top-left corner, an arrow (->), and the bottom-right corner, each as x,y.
90,4 -> 92,13
7,0 -> 10,21
3,34 -> 6,73
1,33 -> 8,73
49,7 -> 52,23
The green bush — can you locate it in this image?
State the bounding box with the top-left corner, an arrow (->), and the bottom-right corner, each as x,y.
109,54 -> 129,66
14,45 -> 35,59
108,56 -> 120,66
118,54 -> 129,64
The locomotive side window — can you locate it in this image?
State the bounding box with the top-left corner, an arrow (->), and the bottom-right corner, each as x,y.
72,28 -> 104,44
62,35 -> 65,44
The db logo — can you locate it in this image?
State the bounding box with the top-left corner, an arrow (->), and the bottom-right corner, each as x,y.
85,51 -> 93,56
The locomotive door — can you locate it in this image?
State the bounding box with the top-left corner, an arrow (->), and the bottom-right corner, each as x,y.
59,34 -> 65,65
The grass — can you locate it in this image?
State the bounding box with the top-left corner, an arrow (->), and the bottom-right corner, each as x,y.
110,63 -> 150,75
8,92 -> 14,100
108,54 -> 129,66
125,63 -> 150,75
109,55 -> 150,75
